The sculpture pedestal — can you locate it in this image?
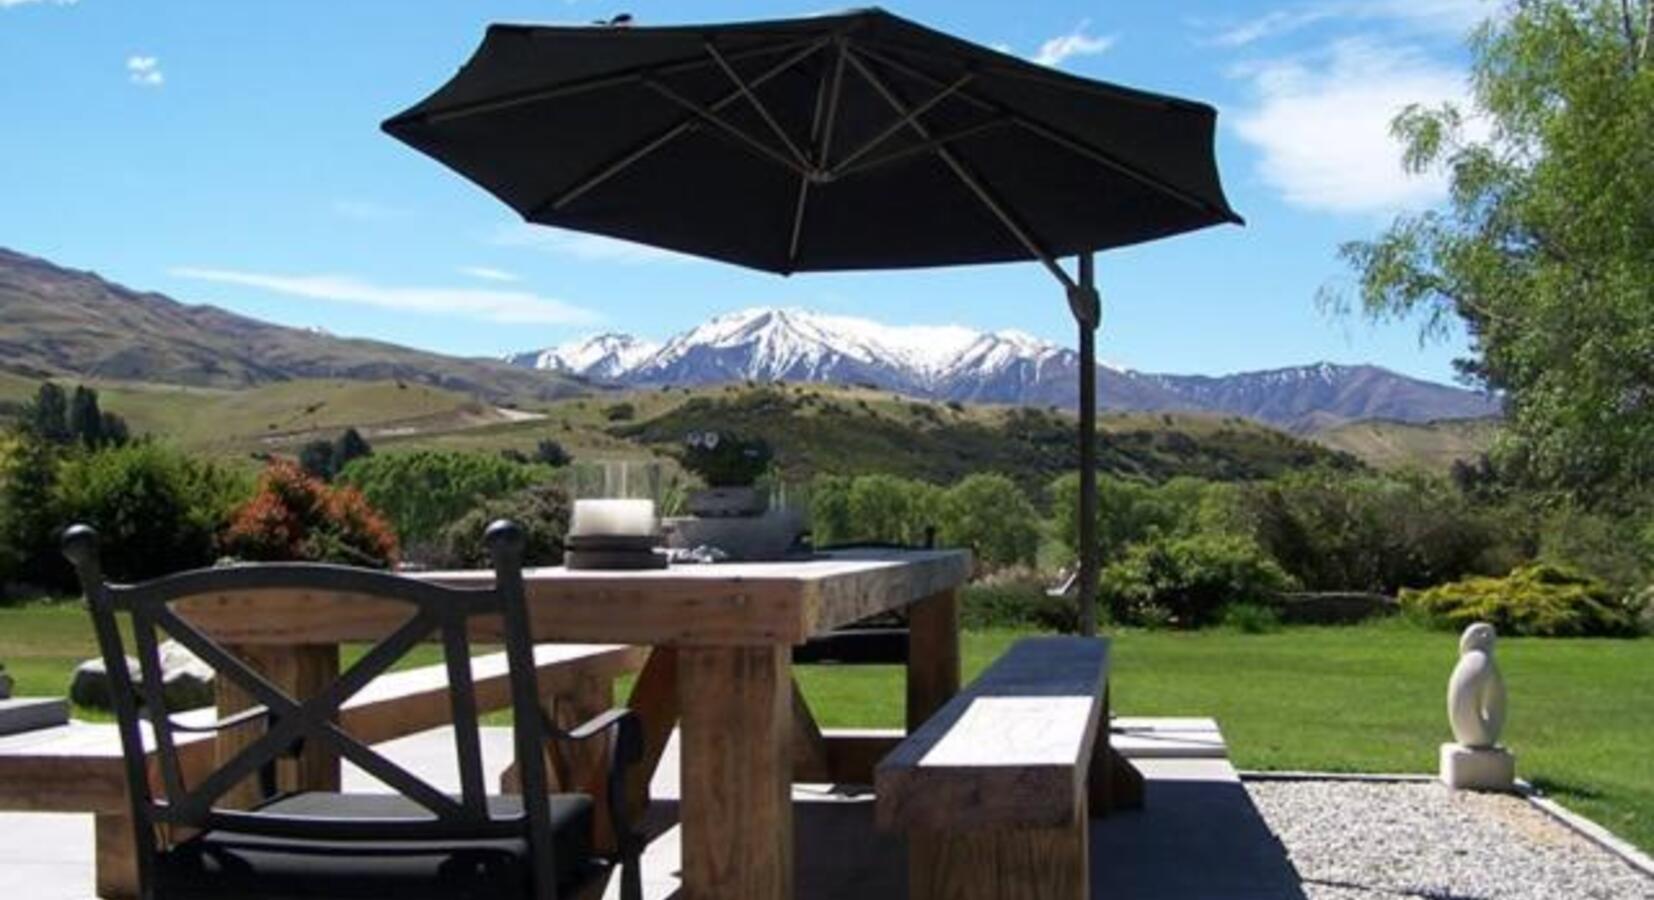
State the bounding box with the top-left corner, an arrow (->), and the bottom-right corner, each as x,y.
1440,742 -> 1515,791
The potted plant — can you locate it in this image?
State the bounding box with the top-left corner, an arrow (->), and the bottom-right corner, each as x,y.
666,431 -> 801,560
681,430 -> 774,517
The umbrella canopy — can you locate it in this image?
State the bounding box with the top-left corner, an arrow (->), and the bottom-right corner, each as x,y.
383,8 -> 1241,633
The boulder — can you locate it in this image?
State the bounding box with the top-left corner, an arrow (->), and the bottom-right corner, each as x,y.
68,640 -> 216,712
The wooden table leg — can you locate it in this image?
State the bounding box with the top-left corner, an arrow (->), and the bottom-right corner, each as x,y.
678,645 -> 793,900
907,588 -> 961,732
94,811 -> 138,900
215,643 -> 340,807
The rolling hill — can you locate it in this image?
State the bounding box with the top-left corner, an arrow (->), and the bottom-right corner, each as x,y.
0,247 -> 584,403
1310,417 -> 1500,471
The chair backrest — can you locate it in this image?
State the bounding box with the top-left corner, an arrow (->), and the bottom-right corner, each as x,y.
62,519 -> 561,897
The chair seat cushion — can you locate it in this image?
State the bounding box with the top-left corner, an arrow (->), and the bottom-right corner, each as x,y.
155,791 -> 595,899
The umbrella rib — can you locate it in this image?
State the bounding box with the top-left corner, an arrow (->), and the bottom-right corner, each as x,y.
828,72 -> 975,176
401,38 -> 816,126
705,42 -> 810,168
643,78 -> 808,176
831,118 -> 1012,180
541,39 -> 829,215
850,44 -> 1236,222
843,49 -> 1075,289
788,41 -> 849,265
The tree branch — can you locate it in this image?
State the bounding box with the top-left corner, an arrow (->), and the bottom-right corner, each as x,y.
1623,0 -> 1637,50
1640,0 -> 1652,65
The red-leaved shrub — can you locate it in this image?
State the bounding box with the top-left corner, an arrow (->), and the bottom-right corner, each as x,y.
223,461 -> 398,567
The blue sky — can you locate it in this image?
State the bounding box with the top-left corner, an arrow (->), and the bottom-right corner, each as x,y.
0,0 -> 1493,382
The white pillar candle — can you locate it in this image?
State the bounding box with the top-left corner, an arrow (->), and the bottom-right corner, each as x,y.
570,498 -> 657,537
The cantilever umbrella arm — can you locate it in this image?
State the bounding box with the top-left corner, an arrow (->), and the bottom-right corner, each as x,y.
845,47 -> 1106,634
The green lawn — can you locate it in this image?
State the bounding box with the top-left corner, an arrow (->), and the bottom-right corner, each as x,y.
4,605 -> 1648,851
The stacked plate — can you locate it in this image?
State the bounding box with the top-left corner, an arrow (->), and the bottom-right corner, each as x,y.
564,534 -> 669,570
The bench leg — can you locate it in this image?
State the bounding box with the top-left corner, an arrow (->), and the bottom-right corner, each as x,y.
1089,686 -> 1145,815
909,819 -> 1089,900
94,811 -> 138,900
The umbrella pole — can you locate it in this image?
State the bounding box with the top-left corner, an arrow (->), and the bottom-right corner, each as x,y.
1072,253 -> 1101,637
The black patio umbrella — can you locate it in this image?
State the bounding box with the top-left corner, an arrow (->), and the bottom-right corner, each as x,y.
383,7 -> 1241,635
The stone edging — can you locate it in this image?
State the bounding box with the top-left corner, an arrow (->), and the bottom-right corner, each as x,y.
1237,770 -> 1654,880
1516,782 -> 1654,880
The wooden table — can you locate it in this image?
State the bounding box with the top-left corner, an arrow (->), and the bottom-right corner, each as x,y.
176,548 -> 973,900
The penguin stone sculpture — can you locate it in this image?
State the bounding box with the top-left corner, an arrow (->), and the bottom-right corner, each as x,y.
1440,622 -> 1516,790
1448,622 -> 1505,747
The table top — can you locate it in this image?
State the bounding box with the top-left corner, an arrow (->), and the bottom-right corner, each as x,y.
173,548 -> 971,647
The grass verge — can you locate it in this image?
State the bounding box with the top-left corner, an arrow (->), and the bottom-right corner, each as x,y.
3,606 -> 1647,851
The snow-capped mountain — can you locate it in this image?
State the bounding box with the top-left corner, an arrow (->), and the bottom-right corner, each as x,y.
506,307 -> 1500,430
503,333 -> 659,380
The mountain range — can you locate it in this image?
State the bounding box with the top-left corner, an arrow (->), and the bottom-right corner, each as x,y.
0,247 -> 1498,433
0,248 -> 581,402
506,308 -> 1500,431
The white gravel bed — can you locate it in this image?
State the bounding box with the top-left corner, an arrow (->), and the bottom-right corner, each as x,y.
1246,779 -> 1654,899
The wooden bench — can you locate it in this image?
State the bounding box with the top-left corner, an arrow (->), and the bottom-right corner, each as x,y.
0,643 -> 647,900
875,636 -> 1142,900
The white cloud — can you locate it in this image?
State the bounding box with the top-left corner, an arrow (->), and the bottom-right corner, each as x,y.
459,266 -> 520,283
1231,38 -> 1476,215
0,0 -> 78,8
1210,9 -> 1338,47
1208,0 -> 1492,46
126,55 -> 164,88
489,223 -> 689,264
331,199 -> 407,222
169,267 -> 599,326
1032,22 -> 1116,67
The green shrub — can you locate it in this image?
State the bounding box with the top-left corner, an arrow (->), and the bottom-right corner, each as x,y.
223,461 -> 398,567
534,439 -> 572,468
937,473 -> 1040,569
960,569 -> 1077,632
0,435 -> 61,592
1399,563 -> 1642,637
1047,473 -> 1238,567
1099,533 -> 1296,628
54,442 -> 250,583
337,450 -> 544,543
846,474 -> 942,546
1533,504 -> 1652,594
604,402 -> 636,422
1239,468 -> 1509,594
436,483 -> 572,569
298,428 -> 374,482
1220,602 -> 1283,634
806,474 -> 853,547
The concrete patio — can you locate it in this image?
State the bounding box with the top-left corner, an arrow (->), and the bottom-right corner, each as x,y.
0,718 -> 1307,899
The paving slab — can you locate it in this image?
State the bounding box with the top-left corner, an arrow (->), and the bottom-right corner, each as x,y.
1113,716 -> 1228,760
1,718 -> 1302,899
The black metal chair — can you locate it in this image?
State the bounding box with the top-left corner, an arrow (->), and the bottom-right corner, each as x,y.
63,520 -> 643,900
